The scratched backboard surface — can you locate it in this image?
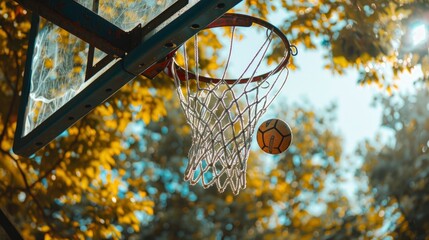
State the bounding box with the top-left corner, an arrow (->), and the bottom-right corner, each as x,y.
83,0 -> 180,65
86,0 -> 178,31
13,0 -> 242,156
23,0 -> 179,136
24,18 -> 86,136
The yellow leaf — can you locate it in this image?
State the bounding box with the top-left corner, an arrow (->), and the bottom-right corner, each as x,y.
44,59 -> 53,69
225,195 -> 233,204
143,206 -> 154,215
138,191 -> 147,198
302,172 -> 312,183
119,214 -> 132,224
333,56 -> 349,68
86,167 -> 95,178
44,233 -> 53,240
86,230 -> 93,238
132,224 -> 140,232
117,206 -> 124,215
81,177 -> 89,190
38,225 -> 50,232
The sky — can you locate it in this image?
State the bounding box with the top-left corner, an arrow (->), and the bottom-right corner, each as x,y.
282,45 -> 420,155
228,6 -> 424,200
217,2 -> 385,155
280,49 -> 381,198
187,11 -> 388,199
224,21 -> 384,155
275,34 -> 421,200
243,2 -> 422,156
284,49 -> 382,154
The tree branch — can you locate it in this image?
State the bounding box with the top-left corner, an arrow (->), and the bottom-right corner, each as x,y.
29,120 -> 84,188
0,62 -> 20,145
6,151 -> 63,238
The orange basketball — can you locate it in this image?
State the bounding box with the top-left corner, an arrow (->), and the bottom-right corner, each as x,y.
257,119 -> 292,154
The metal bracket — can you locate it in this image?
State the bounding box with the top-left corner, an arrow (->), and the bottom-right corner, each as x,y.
14,0 -> 129,56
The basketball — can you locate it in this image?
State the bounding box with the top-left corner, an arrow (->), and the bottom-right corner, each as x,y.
257,119 -> 292,154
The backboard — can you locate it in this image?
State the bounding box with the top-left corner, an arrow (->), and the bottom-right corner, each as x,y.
13,0 -> 242,157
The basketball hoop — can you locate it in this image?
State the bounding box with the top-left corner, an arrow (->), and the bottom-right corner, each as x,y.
168,13 -> 297,195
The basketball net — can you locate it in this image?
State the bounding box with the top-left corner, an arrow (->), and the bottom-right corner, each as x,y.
169,14 -> 296,195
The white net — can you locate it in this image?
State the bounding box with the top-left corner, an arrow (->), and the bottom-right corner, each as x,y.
172,19 -> 293,194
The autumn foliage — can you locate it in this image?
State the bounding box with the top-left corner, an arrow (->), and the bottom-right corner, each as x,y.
1,0 -> 428,239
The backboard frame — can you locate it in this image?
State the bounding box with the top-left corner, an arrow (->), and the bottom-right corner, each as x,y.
13,0 -> 242,157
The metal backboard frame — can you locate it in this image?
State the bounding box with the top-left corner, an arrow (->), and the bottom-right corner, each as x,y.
13,0 -> 242,157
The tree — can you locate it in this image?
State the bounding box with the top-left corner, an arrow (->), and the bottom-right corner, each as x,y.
358,87 -> 429,239
0,0 -> 223,238
243,0 -> 429,89
0,0 -> 425,238
0,1 -> 158,238
128,99 -> 388,239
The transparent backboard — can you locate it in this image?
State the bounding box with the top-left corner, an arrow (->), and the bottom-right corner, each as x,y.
83,0 -> 179,31
24,18 -> 89,136
14,0 -> 242,157
24,0 -> 180,136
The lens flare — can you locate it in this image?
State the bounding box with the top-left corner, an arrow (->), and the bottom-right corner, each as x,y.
411,24 -> 427,47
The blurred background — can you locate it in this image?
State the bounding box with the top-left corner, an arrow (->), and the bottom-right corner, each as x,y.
0,0 -> 428,239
